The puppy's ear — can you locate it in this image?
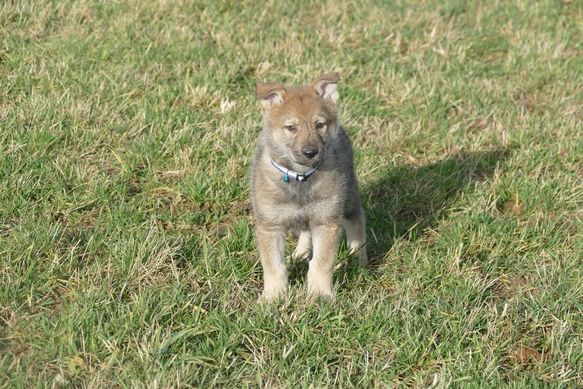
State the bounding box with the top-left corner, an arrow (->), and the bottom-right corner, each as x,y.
312,72 -> 339,102
256,83 -> 286,108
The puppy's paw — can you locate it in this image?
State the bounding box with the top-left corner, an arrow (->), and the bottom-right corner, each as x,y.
292,231 -> 312,260
307,291 -> 335,304
261,286 -> 287,303
292,246 -> 311,261
306,271 -> 334,302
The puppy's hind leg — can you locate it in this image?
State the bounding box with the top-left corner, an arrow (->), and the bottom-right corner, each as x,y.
292,230 -> 312,260
342,208 -> 368,266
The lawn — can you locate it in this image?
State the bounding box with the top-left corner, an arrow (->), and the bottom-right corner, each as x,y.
1,0 -> 582,386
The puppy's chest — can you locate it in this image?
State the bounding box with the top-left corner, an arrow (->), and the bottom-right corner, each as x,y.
261,177 -> 344,226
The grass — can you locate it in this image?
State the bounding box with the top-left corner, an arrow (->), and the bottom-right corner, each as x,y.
0,0 -> 582,386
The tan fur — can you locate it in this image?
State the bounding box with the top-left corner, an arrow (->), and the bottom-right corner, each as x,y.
251,73 -> 367,301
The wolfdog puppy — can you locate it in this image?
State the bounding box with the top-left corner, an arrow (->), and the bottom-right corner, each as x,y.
251,73 -> 367,301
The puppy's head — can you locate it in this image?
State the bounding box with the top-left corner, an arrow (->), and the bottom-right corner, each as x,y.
256,73 -> 340,167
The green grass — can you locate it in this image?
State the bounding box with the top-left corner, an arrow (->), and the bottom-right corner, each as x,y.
1,0 -> 582,386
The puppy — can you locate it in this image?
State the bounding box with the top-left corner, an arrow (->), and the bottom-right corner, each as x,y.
251,73 -> 367,301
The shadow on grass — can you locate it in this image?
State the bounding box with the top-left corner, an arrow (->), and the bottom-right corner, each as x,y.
341,148 -> 509,276
287,149 -> 510,286
367,149 -> 509,260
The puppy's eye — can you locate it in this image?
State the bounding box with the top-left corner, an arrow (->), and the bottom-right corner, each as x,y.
315,122 -> 325,129
284,125 -> 296,133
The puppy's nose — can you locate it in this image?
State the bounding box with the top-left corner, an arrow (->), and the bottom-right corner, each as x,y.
302,146 -> 319,158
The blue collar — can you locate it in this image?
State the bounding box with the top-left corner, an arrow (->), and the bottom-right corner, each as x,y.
270,157 -> 323,183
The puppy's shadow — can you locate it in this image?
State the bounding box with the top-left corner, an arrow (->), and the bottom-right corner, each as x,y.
337,148 -> 510,278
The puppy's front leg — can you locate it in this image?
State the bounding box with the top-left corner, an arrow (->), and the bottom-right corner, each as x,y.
256,225 -> 287,301
307,223 -> 342,299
